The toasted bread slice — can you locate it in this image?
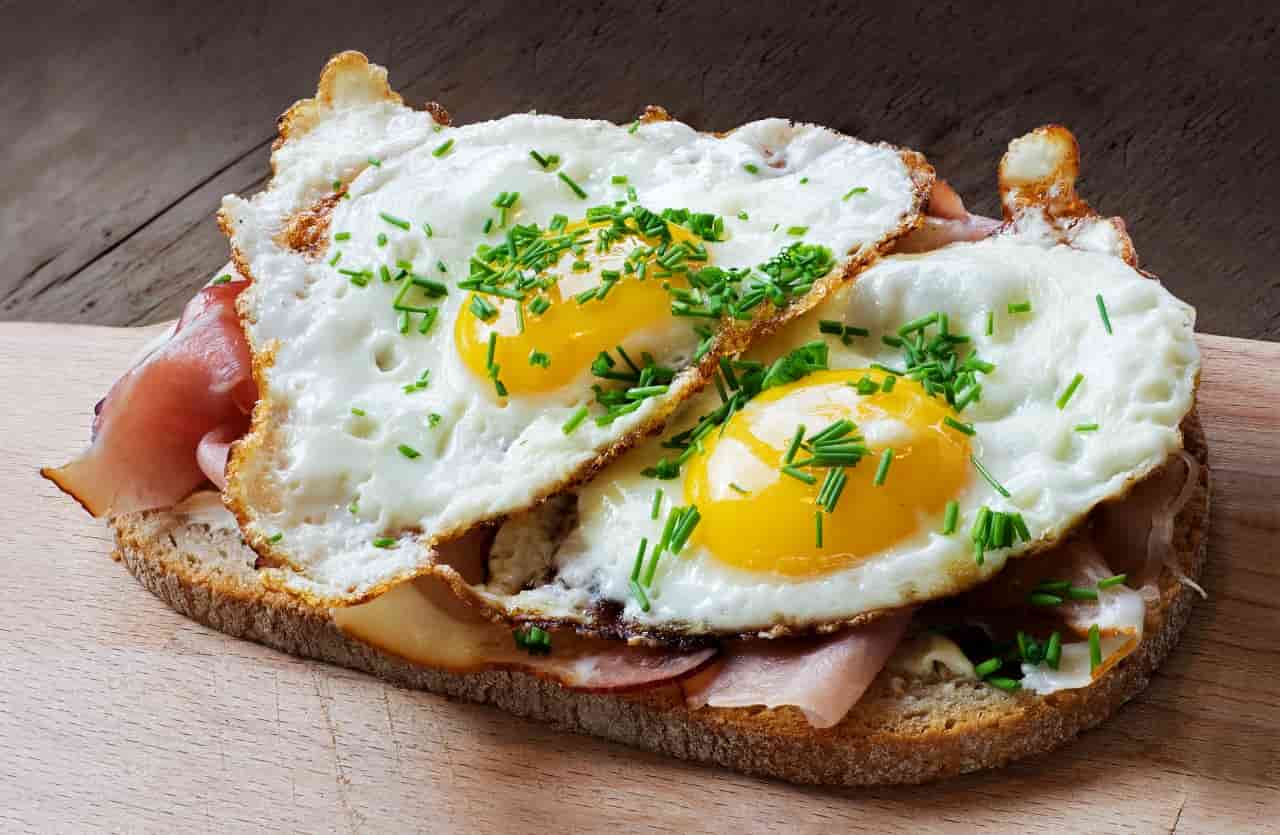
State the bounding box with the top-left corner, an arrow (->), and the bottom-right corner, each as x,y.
108,412 -> 1208,786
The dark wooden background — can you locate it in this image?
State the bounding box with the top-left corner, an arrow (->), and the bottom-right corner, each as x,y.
3,1 -> 1276,339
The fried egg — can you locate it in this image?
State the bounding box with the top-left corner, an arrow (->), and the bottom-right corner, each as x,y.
218,52 -> 928,602
471,222 -> 1199,637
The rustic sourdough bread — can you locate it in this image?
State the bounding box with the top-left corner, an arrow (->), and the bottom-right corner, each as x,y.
107,412 -> 1208,786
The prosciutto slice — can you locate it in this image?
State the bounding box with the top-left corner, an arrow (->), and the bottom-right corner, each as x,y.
332,574 -> 715,692
894,180 -> 1001,253
43,277 -> 256,516
682,611 -> 912,728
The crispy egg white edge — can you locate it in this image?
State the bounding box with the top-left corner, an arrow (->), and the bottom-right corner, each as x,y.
219,98 -> 924,598
474,225 -> 1200,634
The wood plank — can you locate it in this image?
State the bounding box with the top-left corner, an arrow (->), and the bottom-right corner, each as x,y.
3,3 -> 1278,338
0,324 -> 1276,832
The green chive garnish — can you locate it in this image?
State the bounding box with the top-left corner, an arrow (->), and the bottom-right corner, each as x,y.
781,465 -> 817,485
377,232 -> 388,247
557,171 -> 587,199
1056,373 -> 1084,410
815,510 -> 824,547
786,226 -> 808,236
212,274 -> 232,285
328,251 -> 342,267
379,212 -> 411,230
1074,423 -> 1099,432
985,310 -> 994,336
729,483 -> 749,495
397,444 -> 421,460
423,222 -> 433,238
350,407 -> 366,417
611,175 -> 628,185
628,120 -> 640,134
368,157 -> 382,167
651,488 -> 663,520
842,186 -> 868,200
881,375 -> 896,392
1045,632 -> 1062,670
267,532 -> 283,544
630,537 -> 648,581
1007,301 -> 1032,314
737,210 -> 749,220
942,500 -> 959,535
432,139 -> 454,157
986,677 -> 1021,692
974,657 -> 1002,678
1068,586 -> 1099,601
562,405 -> 589,435
943,416 -> 975,435
528,350 -> 550,368
1088,624 -> 1102,672
1029,592 -> 1063,606
427,413 -> 442,427
630,579 -> 651,612
971,454 -> 1011,497
529,150 -> 551,168
1096,294 -> 1113,334
1098,573 -> 1128,589
873,448 -> 893,486
372,537 -> 395,549
743,163 -> 760,174
333,232 -> 351,241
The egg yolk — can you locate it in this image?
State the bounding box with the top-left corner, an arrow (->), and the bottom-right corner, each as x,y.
683,369 -> 971,577
455,220 -> 704,396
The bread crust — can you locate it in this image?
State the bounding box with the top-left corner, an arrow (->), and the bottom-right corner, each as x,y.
109,412 -> 1208,786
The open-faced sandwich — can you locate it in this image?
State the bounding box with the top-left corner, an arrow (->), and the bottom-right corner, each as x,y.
45,52 -> 1206,785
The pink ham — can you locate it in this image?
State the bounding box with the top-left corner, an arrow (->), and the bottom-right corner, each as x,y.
894,180 -> 1001,253
43,279 -> 256,516
682,611 -> 912,728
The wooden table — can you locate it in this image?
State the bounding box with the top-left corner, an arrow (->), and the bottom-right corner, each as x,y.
2,1 -> 1278,338
2,325 -> 1277,833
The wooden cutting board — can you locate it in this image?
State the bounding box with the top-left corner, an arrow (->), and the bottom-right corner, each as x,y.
1,323 -> 1276,834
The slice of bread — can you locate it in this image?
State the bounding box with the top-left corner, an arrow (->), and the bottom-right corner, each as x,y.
109,412 -> 1208,786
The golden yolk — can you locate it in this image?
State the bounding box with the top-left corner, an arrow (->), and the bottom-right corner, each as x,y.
454,220 -> 703,396
683,369 -> 971,577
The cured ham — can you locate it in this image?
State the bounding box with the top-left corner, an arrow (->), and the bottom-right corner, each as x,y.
894,180 -> 1001,253
42,276 -> 256,516
332,574 -> 715,692
682,611 -> 912,728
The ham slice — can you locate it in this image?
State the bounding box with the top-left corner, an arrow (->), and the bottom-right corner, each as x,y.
682,611 -> 912,728
894,180 -> 1001,253
332,574 -> 715,692
43,277 -> 256,516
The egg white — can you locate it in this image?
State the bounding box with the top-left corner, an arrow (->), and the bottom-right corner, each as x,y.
220,67 -> 924,600
476,227 -> 1200,635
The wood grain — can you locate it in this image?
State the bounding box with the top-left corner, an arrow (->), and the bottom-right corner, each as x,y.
0,323 -> 1277,833
2,1 -> 1278,339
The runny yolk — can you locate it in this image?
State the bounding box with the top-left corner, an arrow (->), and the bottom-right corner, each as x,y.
454,220 -> 703,396
683,369 -> 971,577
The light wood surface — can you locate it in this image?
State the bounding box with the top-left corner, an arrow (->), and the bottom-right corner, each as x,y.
1,323 -> 1277,833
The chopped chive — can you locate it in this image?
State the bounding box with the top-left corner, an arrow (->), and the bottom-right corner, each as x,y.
651,488 -> 663,520
377,232 -> 388,247
984,311 -> 995,336
562,405 -> 589,435
897,312 -> 938,336
379,212 -> 411,230
372,537 -> 396,549
942,500 -> 959,534
397,310 -> 409,333
799,177 -> 809,184
1074,423 -> 1100,432
350,407 -> 366,417
1088,624 -> 1102,672
1029,592 -> 1063,606
469,294 -> 497,321
1098,573 -> 1128,589
630,578 -> 651,612
397,444 -> 421,460
1045,631 -> 1062,670
334,232 -> 351,241
628,120 -> 640,134
211,274 -> 232,285
1007,301 -> 1032,314
432,139 -> 454,157
743,163 -> 760,174
368,157 -> 382,167
485,331 -> 498,369
1056,373 -> 1084,410
943,416 -> 975,435
971,455 -> 1011,497
1068,586 -> 1099,601
557,171 -> 588,199
1096,294 -> 1113,334
529,295 -> 550,315
815,510 -> 824,547
738,210 -> 749,220
529,149 -> 551,168
990,512 -> 1010,549
328,251 -> 342,267
482,217 -> 493,234
786,226 -> 808,236
423,222 -> 433,238
528,350 -> 550,368
427,413 -> 442,427
881,375 -> 896,393
873,448 -> 893,486
630,538 -> 649,581
729,483 -> 749,495
783,425 -> 806,465
267,532 -> 283,544
986,677 -> 1021,692
974,657 -> 1002,678
417,307 -> 438,334
970,506 -> 992,543
437,259 -> 447,273
611,175 -> 628,185
781,465 -> 817,485
842,186 -> 868,200
1010,512 -> 1031,542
